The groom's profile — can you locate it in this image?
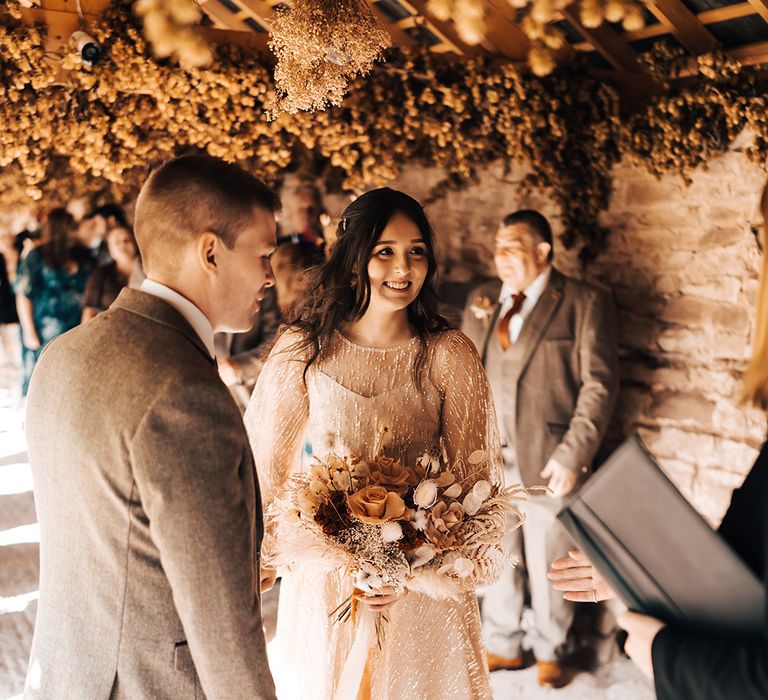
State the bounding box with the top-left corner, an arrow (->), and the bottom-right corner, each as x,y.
24,155 -> 278,699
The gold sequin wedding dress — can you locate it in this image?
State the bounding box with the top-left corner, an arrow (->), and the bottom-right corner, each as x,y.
245,328 -> 504,700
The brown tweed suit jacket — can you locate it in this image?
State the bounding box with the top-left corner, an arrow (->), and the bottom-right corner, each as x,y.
24,288 -> 276,699
461,268 -> 619,487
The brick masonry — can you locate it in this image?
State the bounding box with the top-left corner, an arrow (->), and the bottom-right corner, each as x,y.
281,130 -> 768,526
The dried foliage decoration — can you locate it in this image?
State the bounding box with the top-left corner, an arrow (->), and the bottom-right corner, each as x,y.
134,0 -> 213,69
2,1 -> 768,262
268,0 -> 391,115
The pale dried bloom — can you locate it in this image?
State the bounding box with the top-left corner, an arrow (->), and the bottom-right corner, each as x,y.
268,0 -> 391,115
424,500 -> 465,547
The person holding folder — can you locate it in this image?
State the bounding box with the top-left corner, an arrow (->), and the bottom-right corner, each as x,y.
548,182 -> 768,699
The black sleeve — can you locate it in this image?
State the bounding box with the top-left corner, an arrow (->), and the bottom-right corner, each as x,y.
652,628 -> 768,700
651,444 -> 768,700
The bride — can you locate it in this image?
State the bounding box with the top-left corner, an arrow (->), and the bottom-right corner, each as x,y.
245,188 -> 504,699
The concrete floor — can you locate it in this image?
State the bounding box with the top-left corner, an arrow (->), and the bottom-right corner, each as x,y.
0,359 -> 653,700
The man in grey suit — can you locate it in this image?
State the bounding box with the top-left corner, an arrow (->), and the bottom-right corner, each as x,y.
462,209 -> 618,689
24,155 -> 278,699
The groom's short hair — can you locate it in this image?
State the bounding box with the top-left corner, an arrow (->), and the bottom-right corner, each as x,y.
134,154 -> 281,271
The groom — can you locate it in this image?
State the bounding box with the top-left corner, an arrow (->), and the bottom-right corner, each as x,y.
24,155 -> 278,699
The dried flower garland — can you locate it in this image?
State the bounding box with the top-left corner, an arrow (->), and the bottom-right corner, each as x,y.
269,0 -> 391,114
1,0 -> 768,263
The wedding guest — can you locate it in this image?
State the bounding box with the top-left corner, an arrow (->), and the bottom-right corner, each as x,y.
549,183 -> 768,700
217,241 -> 317,407
14,208 -> 93,395
77,203 -> 128,266
462,209 -> 619,688
278,184 -> 326,252
0,231 -> 20,365
81,225 -> 142,322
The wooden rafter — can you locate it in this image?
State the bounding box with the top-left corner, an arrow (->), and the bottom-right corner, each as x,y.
644,0 -> 718,54
573,2 -> 765,50
199,25 -> 270,51
480,0 -> 532,61
744,0 -> 768,24
400,0 -> 484,55
561,5 -> 645,73
366,2 -> 419,50
731,38 -> 768,64
200,0 -> 273,31
699,2 -> 761,24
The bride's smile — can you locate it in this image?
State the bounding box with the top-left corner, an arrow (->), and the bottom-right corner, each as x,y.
367,211 -> 428,312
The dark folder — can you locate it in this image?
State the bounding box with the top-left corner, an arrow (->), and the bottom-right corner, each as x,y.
558,434 -> 766,636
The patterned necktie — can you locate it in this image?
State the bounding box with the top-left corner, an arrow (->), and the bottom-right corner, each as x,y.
496,293 -> 526,351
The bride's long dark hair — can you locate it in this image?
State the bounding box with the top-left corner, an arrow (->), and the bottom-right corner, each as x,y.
287,187 -> 451,382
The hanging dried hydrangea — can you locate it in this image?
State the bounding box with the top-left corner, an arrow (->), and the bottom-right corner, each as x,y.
268,0 -> 391,115
134,0 -> 213,69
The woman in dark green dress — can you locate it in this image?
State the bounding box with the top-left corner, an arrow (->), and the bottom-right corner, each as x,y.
14,208 -> 93,395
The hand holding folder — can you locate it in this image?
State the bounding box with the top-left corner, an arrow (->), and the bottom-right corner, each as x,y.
556,435 -> 765,636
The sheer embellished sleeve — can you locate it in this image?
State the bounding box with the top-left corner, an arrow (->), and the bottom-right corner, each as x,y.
421,330 -> 512,590
430,330 -> 503,486
244,328 -> 310,564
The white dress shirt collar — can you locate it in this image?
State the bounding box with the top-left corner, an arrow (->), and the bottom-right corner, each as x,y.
499,265 -> 552,306
140,279 -> 216,358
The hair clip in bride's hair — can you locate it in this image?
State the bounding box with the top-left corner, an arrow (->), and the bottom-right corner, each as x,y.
342,217 -> 347,233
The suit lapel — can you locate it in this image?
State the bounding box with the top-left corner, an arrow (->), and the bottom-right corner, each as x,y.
478,280 -> 503,365
509,269 -> 565,376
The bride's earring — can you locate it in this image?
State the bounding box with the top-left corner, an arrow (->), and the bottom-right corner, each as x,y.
351,267 -> 359,290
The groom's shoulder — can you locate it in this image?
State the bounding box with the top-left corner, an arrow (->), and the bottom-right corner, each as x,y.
38,302 -> 217,405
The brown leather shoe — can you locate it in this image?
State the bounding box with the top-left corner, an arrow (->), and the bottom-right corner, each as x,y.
537,660 -> 571,688
487,652 -> 526,672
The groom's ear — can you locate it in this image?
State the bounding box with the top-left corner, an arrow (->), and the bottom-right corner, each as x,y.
199,231 -> 219,272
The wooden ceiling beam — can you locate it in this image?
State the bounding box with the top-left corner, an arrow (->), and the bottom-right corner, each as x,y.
202,1 -> 254,31
699,2 -> 759,23
730,38 -> 768,64
480,0 -> 531,61
572,2 -> 764,51
365,2 -> 419,50
744,0 -> 768,24
400,0 -> 484,55
198,25 -> 270,50
644,0 -> 719,54
561,5 -> 645,72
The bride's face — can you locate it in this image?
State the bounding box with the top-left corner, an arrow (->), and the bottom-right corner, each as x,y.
366,212 -> 429,313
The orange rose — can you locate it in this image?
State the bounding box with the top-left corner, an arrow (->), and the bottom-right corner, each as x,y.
347,485 -> 406,524
369,456 -> 419,495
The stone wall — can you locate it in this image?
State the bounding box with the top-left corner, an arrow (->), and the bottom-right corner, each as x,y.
282,130 -> 767,525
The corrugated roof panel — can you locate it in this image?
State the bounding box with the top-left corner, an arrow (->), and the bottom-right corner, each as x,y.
676,0 -> 743,14
218,0 -> 241,13
403,25 -> 443,47
551,19 -> 584,44
373,0 -> 412,22
629,33 -> 685,54
706,15 -> 768,47
243,16 -> 267,32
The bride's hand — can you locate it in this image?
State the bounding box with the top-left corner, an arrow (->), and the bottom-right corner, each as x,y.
260,566 -> 277,593
358,585 -> 407,612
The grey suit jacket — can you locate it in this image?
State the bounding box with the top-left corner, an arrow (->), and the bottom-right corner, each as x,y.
462,269 -> 619,487
24,289 -> 276,700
